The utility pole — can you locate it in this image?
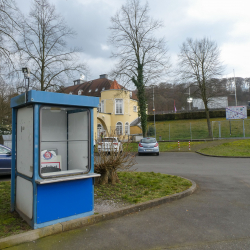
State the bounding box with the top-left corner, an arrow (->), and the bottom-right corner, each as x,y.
234,69 -> 237,106
152,85 -> 156,138
189,87 -> 191,111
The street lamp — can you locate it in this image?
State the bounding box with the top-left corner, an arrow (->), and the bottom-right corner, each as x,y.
152,85 -> 156,138
186,86 -> 193,111
22,67 -> 31,92
233,69 -> 237,106
187,97 -> 193,110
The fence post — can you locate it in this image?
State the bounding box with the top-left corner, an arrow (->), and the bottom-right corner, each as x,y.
190,123 -> 192,141
212,121 -> 214,139
169,124 -> 170,141
189,141 -> 191,151
219,122 -> 221,138
243,119 -> 245,138
229,120 -> 231,136
178,141 -> 180,151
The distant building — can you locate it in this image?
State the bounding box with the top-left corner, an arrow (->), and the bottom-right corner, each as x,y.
63,74 -> 142,139
193,97 -> 228,110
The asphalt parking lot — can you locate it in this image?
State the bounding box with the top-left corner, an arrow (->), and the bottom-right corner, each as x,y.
7,152 -> 250,250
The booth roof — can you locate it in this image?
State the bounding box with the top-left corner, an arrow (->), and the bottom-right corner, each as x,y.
11,90 -> 99,108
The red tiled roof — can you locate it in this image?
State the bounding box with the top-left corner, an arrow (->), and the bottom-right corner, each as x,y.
62,77 -> 138,100
110,80 -> 122,90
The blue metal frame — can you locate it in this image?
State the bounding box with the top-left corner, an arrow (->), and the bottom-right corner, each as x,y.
11,90 -> 99,229
11,108 -> 17,212
11,90 -> 99,109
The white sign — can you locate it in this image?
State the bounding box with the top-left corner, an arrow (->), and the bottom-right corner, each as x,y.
41,162 -> 60,169
226,106 -> 247,120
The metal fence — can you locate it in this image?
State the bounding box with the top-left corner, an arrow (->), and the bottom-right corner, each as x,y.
146,119 -> 250,141
212,119 -> 250,139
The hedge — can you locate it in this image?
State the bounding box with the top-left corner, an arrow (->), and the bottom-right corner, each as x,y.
147,110 -> 250,121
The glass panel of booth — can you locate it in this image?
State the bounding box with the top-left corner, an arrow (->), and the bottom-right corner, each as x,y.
40,106 -> 90,178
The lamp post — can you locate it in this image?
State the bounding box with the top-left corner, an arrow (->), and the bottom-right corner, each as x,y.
186,87 -> 193,111
233,69 -> 237,106
152,85 -> 156,138
22,67 -> 31,92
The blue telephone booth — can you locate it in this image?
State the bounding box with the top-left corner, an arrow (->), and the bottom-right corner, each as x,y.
10,90 -> 100,229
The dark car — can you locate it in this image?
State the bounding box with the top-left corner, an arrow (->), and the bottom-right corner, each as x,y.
0,144 -> 11,175
138,137 -> 159,156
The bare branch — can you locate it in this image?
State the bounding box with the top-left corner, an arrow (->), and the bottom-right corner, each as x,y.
18,0 -> 87,91
177,37 -> 224,137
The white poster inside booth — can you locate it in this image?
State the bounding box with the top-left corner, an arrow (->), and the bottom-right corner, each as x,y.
41,150 -> 62,169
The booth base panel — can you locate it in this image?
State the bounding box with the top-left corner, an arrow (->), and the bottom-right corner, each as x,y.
37,178 -> 93,225
33,210 -> 94,229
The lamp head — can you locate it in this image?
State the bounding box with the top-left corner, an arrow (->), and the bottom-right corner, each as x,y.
22,67 -> 31,78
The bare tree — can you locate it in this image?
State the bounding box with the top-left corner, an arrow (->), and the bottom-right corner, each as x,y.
0,80 -> 17,134
109,0 -> 170,137
94,141 -> 136,185
178,37 -> 224,137
0,0 -> 21,67
19,0 -> 88,91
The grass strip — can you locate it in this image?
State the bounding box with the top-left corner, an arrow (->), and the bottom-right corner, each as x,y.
197,139 -> 250,157
0,181 -> 30,239
124,141 -> 206,152
95,172 -> 192,204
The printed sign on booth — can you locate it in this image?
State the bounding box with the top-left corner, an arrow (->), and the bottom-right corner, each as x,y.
41,150 -> 61,169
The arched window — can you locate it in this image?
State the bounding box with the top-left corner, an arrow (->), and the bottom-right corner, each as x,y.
116,122 -> 123,135
97,124 -> 103,138
125,122 -> 129,135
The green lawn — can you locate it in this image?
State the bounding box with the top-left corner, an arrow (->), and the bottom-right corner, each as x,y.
95,172 -> 192,204
197,139 -> 250,157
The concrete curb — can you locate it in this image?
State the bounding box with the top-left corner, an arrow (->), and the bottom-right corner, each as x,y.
195,151 -> 250,158
0,178 -> 196,249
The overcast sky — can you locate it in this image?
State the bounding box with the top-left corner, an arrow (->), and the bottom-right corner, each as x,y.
17,0 -> 250,83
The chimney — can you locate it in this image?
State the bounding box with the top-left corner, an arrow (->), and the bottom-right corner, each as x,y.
73,79 -> 86,85
100,74 -> 108,79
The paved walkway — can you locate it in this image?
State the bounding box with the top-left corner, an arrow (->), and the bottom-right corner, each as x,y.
8,153 -> 250,250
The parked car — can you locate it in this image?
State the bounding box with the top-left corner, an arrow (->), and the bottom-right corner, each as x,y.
0,144 -> 11,175
138,137 -> 159,156
98,137 -> 123,154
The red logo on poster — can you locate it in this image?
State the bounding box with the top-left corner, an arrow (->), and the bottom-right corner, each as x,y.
43,151 -> 53,160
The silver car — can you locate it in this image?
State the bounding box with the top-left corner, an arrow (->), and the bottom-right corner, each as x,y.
138,137 -> 159,156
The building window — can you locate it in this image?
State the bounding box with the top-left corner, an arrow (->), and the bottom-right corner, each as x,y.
116,122 -> 123,135
130,92 -> 132,98
78,90 -> 82,95
97,103 -> 101,112
125,122 -> 129,135
97,124 -> 103,138
88,89 -> 91,93
95,88 -> 98,92
115,99 -> 123,114
101,100 -> 104,113
133,106 -> 137,112
102,87 -> 105,91
69,92 -> 73,95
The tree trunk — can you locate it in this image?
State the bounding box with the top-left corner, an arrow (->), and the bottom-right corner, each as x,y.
100,171 -> 109,185
132,64 -> 147,137
204,105 -> 212,137
109,169 -> 120,184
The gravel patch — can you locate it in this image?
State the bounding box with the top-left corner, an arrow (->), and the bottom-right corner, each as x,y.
94,198 -> 130,213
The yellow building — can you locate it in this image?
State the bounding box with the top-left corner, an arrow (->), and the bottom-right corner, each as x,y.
63,74 -> 142,140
